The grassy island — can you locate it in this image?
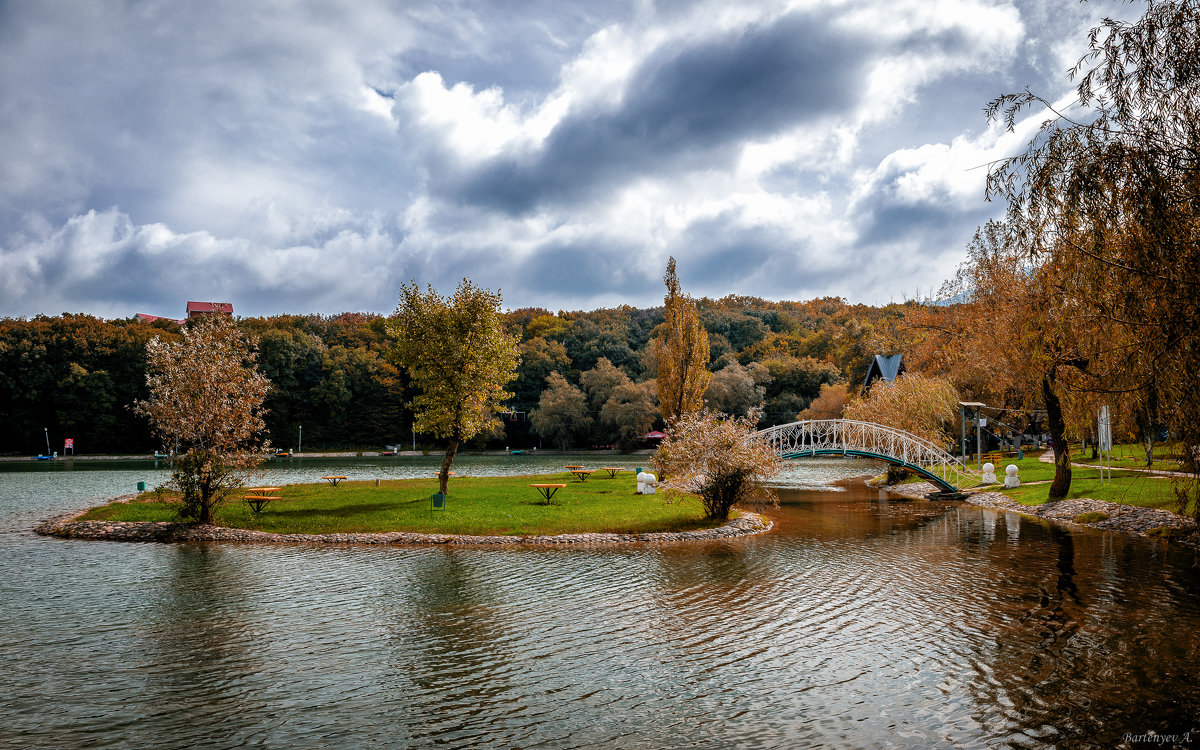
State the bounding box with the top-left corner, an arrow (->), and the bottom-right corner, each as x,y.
78,473 -> 723,536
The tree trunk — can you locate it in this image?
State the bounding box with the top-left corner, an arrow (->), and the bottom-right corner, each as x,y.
1043,373 -> 1072,500
439,439 -> 460,496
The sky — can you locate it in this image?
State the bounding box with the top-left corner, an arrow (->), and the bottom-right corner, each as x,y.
0,0 -> 1129,319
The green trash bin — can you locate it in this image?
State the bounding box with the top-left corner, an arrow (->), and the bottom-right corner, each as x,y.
431,493 -> 446,511
137,481 -> 145,492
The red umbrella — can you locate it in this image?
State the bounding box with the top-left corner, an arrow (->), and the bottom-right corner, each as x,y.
642,431 -> 666,439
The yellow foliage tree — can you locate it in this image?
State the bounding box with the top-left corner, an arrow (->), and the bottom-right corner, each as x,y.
844,373 -> 960,448
653,257 -> 710,425
388,279 -> 520,495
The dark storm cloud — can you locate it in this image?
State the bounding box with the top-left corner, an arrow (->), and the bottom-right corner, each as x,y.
448,11 -> 871,214
0,0 -> 1121,316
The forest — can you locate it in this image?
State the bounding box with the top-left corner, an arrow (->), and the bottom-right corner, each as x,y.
0,296 -> 905,455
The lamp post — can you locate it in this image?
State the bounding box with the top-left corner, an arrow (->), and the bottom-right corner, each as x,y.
959,402 -> 986,468
298,425 -> 302,455
44,427 -> 50,456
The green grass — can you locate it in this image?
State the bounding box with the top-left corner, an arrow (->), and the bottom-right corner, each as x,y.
957,455 -> 1070,488
78,472 -> 722,536
1069,442 -> 1185,472
1000,473 -> 1195,515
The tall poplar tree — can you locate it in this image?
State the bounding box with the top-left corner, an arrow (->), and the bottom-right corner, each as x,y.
388,279 -> 520,495
654,257 -> 711,425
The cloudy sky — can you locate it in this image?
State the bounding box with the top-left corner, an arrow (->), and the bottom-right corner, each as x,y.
0,0 -> 1127,318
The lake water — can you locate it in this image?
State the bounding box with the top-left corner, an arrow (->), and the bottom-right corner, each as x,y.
2,455 -> 1198,748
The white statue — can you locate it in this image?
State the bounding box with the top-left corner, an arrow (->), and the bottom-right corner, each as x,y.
1004,464 -> 1020,488
981,462 -> 997,484
637,471 -> 657,495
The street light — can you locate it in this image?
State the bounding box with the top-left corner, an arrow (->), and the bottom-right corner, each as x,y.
298,425 -> 303,455
44,427 -> 50,456
959,402 -> 986,469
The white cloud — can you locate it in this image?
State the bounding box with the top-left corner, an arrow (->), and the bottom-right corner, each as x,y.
0,0 -> 1114,314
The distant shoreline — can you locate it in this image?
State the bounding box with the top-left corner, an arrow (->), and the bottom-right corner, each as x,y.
0,448 -> 655,462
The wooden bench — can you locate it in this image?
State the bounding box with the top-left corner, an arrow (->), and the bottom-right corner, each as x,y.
244,487 -> 282,513
321,475 -> 348,487
530,483 -> 566,503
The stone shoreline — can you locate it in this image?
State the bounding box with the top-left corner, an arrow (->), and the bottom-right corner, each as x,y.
880,480 -> 1198,547
34,505 -> 772,547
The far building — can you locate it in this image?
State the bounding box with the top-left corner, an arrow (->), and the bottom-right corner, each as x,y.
861,354 -> 905,396
186,301 -> 234,319
136,301 -> 233,325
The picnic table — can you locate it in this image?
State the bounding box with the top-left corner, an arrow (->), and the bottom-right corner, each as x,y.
244,487 -> 282,513
530,483 -> 566,502
564,464 -> 583,471
321,475 -> 348,487
598,467 -> 625,479
569,469 -> 592,482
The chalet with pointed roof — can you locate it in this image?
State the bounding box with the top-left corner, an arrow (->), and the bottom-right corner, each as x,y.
861,354 -> 905,396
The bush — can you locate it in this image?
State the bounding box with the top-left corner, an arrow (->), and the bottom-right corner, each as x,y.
652,409 -> 780,520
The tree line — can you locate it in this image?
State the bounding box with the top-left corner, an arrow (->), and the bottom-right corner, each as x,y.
0,294 -> 903,456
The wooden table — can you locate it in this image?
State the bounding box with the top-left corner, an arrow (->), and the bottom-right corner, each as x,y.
564,465 -> 583,471
530,483 -> 566,502
321,475 -> 348,487
244,487 -> 282,513
598,467 -> 625,479
569,469 -> 592,482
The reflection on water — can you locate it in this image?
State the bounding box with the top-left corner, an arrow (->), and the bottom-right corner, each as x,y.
1,456 -> 1198,748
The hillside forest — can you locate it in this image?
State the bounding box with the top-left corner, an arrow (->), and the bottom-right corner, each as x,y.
0,296 -> 899,455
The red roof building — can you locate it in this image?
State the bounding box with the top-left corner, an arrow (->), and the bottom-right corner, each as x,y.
186,301 -> 233,319
136,313 -> 185,325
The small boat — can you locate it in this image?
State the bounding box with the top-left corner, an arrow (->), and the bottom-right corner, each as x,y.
275,451 -> 290,458
154,452 -> 169,459
510,449 -> 525,455
381,451 -> 396,457
34,454 -> 54,461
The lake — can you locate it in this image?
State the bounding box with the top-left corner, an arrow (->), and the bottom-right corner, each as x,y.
2,455 -> 1198,748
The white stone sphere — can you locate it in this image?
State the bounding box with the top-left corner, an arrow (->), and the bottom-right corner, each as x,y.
1005,464 -> 1019,476
982,462 -> 995,474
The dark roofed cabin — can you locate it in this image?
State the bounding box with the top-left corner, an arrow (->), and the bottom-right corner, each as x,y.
861,354 -> 904,396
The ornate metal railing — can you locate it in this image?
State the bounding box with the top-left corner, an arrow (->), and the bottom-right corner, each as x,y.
755,419 -> 974,491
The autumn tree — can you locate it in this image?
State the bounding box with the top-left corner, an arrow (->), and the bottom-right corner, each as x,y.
653,409 -> 781,520
796,382 -> 849,421
844,372 -> 960,448
653,257 -> 711,425
601,380 -> 660,450
986,0 -> 1200,510
388,279 -> 520,495
530,372 -> 591,450
901,221 -> 1089,498
703,361 -> 768,417
133,316 -> 270,524
580,357 -> 630,412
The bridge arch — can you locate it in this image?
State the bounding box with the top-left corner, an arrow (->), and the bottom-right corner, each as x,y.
755,419 -> 972,492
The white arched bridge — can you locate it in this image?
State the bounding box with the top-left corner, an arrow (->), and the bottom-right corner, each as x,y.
756,419 -> 974,492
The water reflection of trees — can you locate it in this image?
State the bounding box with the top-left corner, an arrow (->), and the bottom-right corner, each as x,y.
138,544 -> 269,746
372,548 -> 534,748
966,520 -> 1200,746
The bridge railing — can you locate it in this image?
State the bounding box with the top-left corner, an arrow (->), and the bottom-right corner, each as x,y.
756,419 -> 975,489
